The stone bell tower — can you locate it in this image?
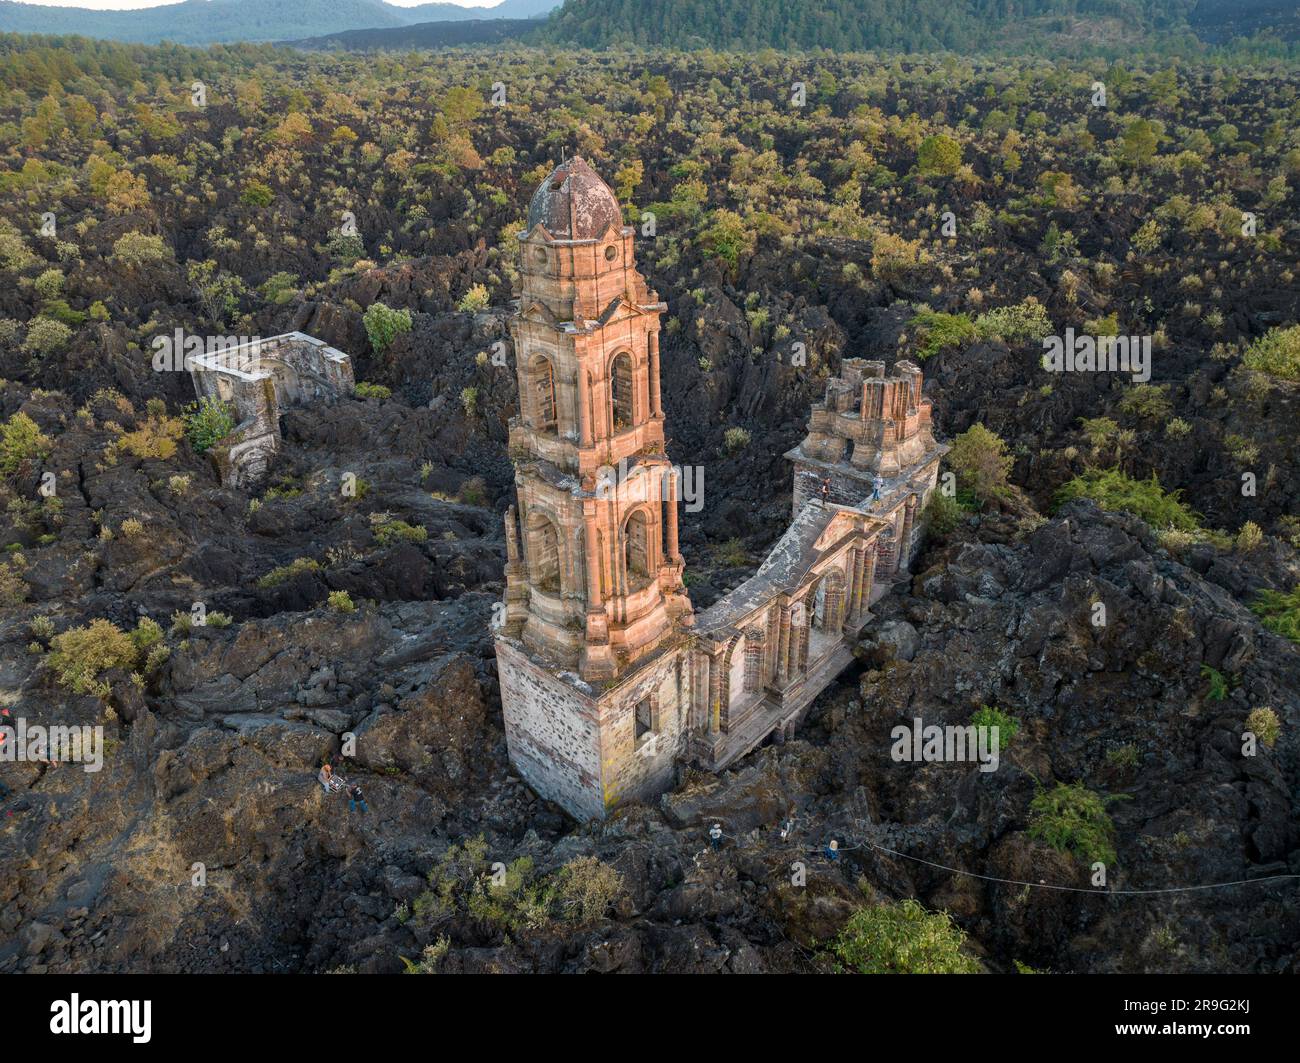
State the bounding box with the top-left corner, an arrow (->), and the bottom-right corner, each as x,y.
496,157 -> 695,819
501,155 -> 692,682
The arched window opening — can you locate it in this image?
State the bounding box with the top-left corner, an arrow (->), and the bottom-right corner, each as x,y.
624,509 -> 651,587
533,355 -> 556,429
610,352 -> 634,431
528,514 -> 561,594
635,697 -> 655,743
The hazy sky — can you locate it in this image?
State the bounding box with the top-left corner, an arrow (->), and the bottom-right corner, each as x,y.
8,0 -> 499,8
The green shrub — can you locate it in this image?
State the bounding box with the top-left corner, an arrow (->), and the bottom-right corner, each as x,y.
457,284 -> 490,313
1241,326 -> 1300,381
1055,468 -> 1200,531
1200,664 -> 1230,701
111,412 -> 184,462
458,476 -> 486,506
723,426 -> 751,453
22,317 -> 72,357
1118,383 -> 1172,422
1234,521 -> 1263,553
1028,783 -> 1119,865
973,299 -> 1052,344
554,856 -> 622,923
832,899 -> 980,974
47,617 -> 159,697
363,302 -> 412,355
33,268 -> 64,299
947,424 -> 1013,505
372,517 -> 428,547
258,272 -> 299,305
0,412 -> 53,476
184,397 -> 237,453
0,558 -> 27,605
354,381 -> 391,400
1245,707 -> 1280,749
970,704 -> 1019,749
1250,586 -> 1300,643
327,590 -> 356,613
916,134 -> 962,177
257,557 -> 321,588
111,231 -> 169,268
911,309 -> 976,360
717,537 -> 747,566
923,491 -> 963,537
240,180 -> 274,207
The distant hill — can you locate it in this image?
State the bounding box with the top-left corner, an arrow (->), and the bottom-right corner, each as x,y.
540,0 -> 1298,51
286,17 -> 538,51
0,0 -> 559,45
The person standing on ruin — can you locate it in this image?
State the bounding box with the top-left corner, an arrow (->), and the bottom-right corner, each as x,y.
348,782 -> 368,814
709,823 -> 722,850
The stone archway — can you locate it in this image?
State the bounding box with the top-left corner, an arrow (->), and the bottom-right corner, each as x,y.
262,359 -> 303,407
816,566 -> 847,634
527,512 -> 562,593
609,351 -> 635,431
623,508 -> 652,589
532,354 -> 557,429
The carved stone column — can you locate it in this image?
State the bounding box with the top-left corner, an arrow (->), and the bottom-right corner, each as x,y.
665,467 -> 680,562
708,653 -> 722,735
850,545 -> 866,619
582,508 -> 601,610
744,625 -> 765,691
776,604 -> 792,685
901,493 -> 917,567
797,596 -> 812,673
649,330 -> 663,418
577,369 -> 592,448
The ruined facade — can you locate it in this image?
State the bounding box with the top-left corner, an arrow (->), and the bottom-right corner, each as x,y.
188,331 -> 354,488
495,159 -> 947,821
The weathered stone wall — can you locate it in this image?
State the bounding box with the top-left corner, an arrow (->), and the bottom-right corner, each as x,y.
209,422 -> 278,490
597,645 -> 689,810
496,638 -> 606,822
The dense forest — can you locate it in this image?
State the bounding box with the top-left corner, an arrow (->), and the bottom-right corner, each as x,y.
541,0 -> 1296,56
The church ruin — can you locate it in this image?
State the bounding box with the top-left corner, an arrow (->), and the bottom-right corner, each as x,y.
188,331 -> 354,488
495,157 -> 947,821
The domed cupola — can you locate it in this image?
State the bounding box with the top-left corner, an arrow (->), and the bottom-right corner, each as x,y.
526,156 -> 624,242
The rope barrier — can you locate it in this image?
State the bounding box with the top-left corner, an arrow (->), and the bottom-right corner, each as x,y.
704,825 -> 1300,895
860,839 -> 1300,895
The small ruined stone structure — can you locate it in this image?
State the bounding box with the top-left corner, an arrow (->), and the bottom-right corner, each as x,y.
189,331 -> 353,487
495,159 -> 946,820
